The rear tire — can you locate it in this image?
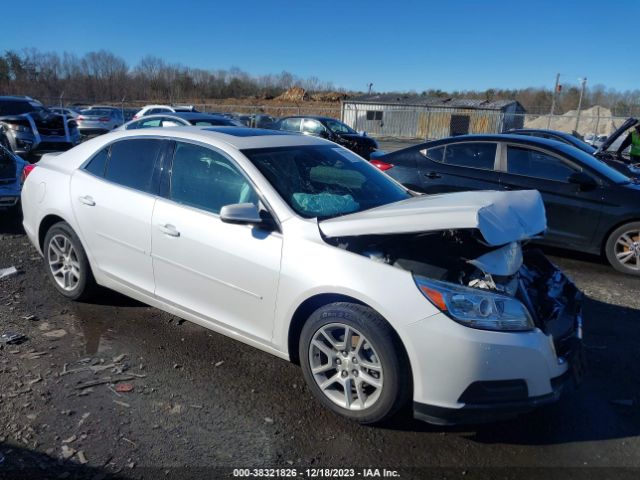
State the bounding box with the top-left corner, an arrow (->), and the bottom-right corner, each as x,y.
43,221 -> 97,300
299,302 -> 411,424
605,221 -> 640,276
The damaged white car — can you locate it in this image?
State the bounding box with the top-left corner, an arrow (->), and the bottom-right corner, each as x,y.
21,127 -> 585,425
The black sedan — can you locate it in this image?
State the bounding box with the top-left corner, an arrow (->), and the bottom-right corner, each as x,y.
274,116 -> 378,159
375,134 -> 640,275
119,112 -> 243,130
506,121 -> 640,179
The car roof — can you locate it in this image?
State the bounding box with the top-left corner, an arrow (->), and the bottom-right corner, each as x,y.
279,115 -> 340,122
0,96 -> 36,102
101,126 -> 329,150
137,112 -> 230,120
507,128 -> 574,137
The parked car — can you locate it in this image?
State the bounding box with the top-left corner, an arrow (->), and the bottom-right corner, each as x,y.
0,143 -> 31,209
118,112 -> 243,130
76,108 -> 123,136
374,134 -> 640,275
48,107 -> 81,119
506,122 -> 640,178
275,116 -> 379,159
21,126 -> 583,425
0,96 -> 81,157
235,114 -> 278,129
132,104 -> 198,120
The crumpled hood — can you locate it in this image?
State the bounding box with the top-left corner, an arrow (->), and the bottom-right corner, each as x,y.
319,190 -> 547,246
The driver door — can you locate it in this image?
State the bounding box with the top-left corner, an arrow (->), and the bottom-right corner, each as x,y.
151,140 -> 282,343
498,143 -> 603,249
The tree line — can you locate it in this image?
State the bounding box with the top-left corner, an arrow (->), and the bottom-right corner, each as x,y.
0,48 -> 637,116
0,48 -> 337,104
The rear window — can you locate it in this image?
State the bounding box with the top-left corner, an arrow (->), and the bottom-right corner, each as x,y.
104,139 -> 163,193
0,100 -> 38,116
442,143 -> 497,169
81,109 -> 113,117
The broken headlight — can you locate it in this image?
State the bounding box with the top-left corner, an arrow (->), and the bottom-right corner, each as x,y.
414,275 -> 534,332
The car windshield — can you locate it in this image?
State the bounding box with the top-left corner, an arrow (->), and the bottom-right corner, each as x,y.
556,143 -> 632,184
242,145 -> 410,219
325,119 -> 357,134
564,135 -> 596,154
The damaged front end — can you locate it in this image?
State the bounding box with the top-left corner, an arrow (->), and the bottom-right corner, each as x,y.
325,228 -> 584,382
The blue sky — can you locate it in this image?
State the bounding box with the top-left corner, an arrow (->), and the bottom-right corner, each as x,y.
3,0 -> 636,92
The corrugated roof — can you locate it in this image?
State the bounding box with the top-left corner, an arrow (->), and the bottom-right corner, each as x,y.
344,94 -> 522,111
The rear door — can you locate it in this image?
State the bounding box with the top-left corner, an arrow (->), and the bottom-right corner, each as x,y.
498,143 -> 603,248
70,138 -> 168,293
416,141 -> 501,194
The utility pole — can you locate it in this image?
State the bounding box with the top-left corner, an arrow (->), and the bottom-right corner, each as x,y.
547,73 -> 560,129
575,77 -> 587,133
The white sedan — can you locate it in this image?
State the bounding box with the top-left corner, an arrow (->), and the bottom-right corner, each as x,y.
21,126 -> 584,425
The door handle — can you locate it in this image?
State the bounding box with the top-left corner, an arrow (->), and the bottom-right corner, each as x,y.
423,172 -> 441,179
78,195 -> 95,206
158,224 -> 180,237
502,185 -> 513,190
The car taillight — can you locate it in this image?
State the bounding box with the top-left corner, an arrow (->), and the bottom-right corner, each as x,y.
132,115 -> 139,119
99,117 -> 110,122
21,164 -> 36,183
77,116 -> 85,121
370,159 -> 394,171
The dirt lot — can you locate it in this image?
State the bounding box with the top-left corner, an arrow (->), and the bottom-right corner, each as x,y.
1,199 -> 640,478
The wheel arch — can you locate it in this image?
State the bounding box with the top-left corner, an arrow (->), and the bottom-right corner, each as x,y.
286,293 -> 411,375
600,217 -> 640,255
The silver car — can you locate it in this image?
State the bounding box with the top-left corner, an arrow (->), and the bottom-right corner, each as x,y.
76,108 -> 123,135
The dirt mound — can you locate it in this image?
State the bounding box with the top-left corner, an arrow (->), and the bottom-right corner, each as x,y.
276,87 -> 308,102
525,105 -> 623,135
310,91 -> 349,102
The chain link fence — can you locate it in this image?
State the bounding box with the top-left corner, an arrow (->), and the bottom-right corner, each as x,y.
39,96 -> 633,144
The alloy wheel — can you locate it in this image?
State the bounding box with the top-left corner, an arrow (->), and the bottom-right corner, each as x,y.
47,234 -> 81,291
308,323 -> 384,411
614,229 -> 640,271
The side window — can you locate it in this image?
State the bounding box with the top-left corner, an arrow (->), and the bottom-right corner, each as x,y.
104,139 -> 163,193
281,118 -> 301,132
506,146 -> 579,182
169,142 -> 258,214
84,147 -> 110,177
443,143 -> 497,170
301,119 -> 324,135
423,146 -> 445,162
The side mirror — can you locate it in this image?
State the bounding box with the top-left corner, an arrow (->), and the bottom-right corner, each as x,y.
567,171 -> 597,190
220,203 -> 262,225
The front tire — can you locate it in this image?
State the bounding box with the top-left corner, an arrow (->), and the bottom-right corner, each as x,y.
299,302 -> 411,424
43,221 -> 96,300
605,222 -> 640,276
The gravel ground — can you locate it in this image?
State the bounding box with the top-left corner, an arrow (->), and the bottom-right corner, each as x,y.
1,184 -> 640,478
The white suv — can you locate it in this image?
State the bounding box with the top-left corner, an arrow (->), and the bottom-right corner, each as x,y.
21,127 -> 584,425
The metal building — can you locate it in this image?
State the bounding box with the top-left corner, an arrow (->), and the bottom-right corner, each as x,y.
341,94 -> 526,139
